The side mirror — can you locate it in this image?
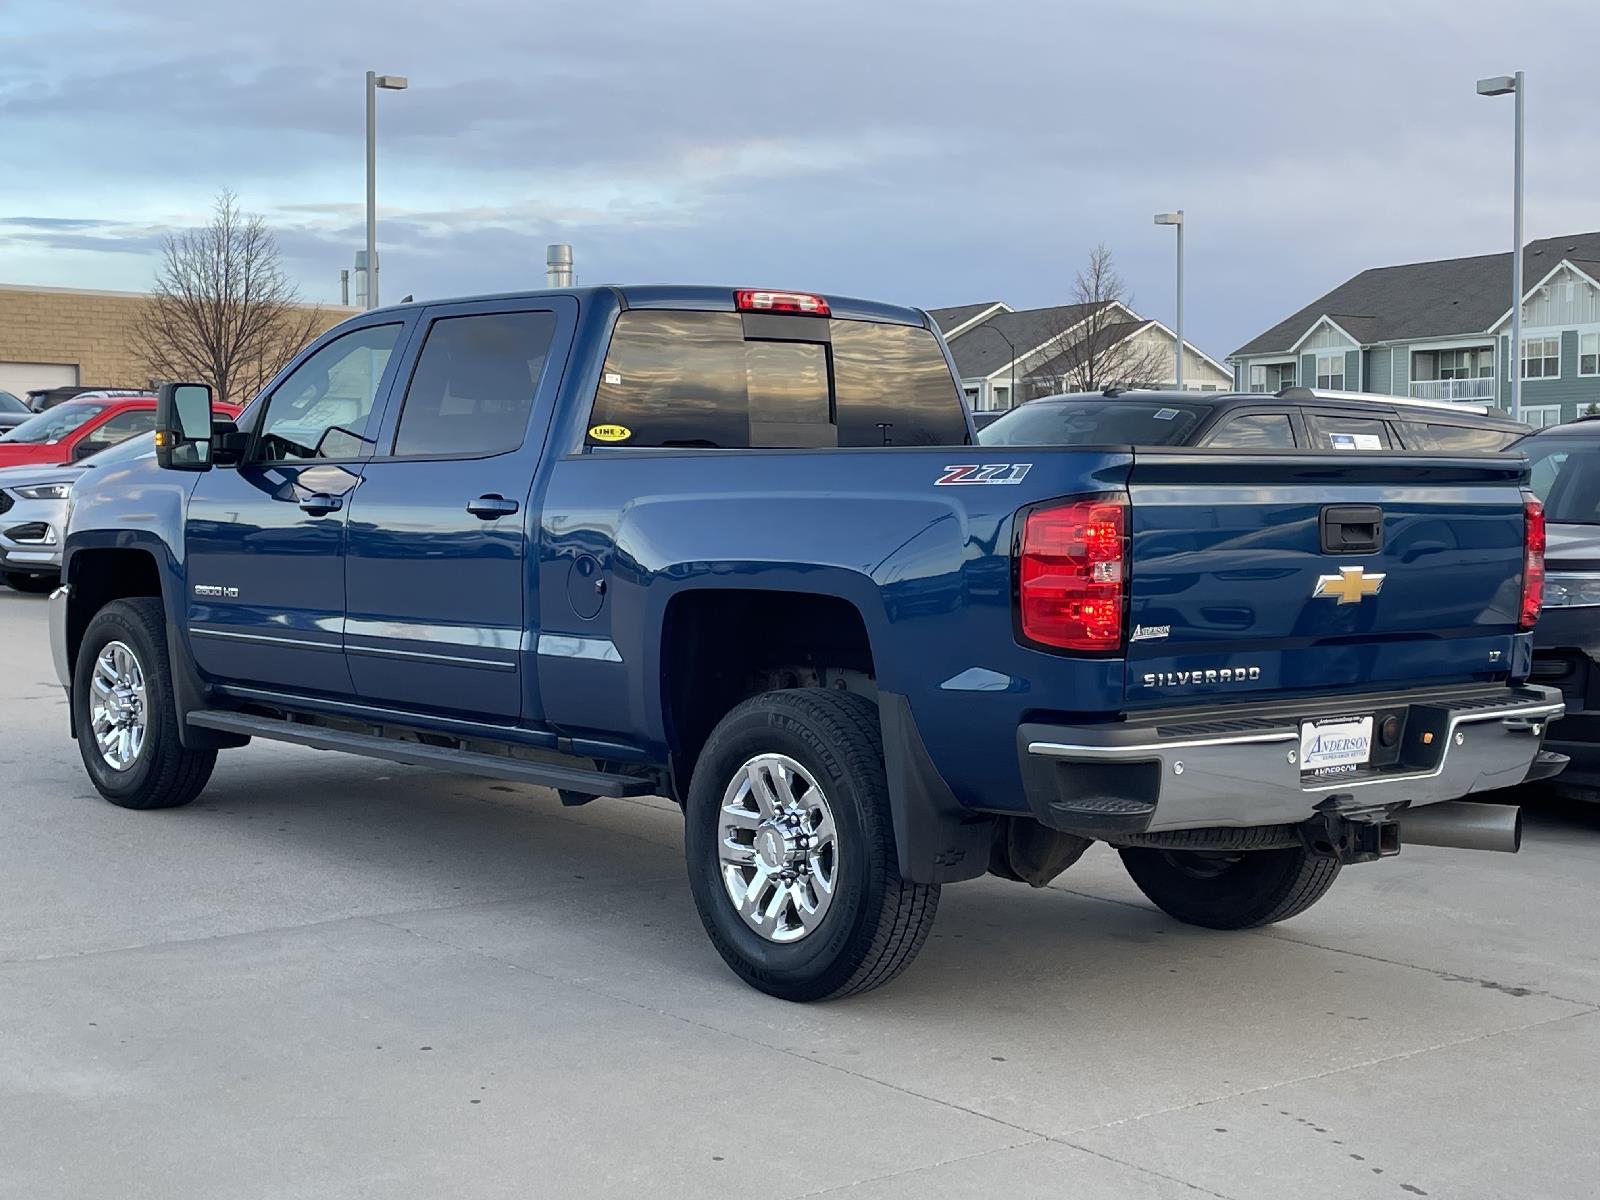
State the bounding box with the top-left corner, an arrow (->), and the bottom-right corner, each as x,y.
72,439 -> 106,461
155,382 -> 215,471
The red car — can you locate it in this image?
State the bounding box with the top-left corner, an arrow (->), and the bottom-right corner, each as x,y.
0,396 -> 162,467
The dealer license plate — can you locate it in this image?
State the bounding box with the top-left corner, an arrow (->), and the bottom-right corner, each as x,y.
1299,715 -> 1373,775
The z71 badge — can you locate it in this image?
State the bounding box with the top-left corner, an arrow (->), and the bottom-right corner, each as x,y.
935,464 -> 1032,486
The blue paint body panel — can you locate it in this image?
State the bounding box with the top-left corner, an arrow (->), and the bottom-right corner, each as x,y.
59,286 -> 1537,823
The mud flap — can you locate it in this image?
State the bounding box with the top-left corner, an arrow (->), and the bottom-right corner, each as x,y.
878,691 -> 993,884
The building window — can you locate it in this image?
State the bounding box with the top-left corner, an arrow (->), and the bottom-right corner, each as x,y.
1315,353 -> 1345,390
1523,405 -> 1563,429
1437,347 -> 1495,379
1580,332 -> 1599,377
1247,362 -> 1295,393
1522,336 -> 1561,380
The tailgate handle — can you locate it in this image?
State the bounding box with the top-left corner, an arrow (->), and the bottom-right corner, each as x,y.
1320,505 -> 1383,554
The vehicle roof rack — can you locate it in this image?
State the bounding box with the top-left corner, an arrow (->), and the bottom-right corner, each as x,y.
1273,386 -> 1498,416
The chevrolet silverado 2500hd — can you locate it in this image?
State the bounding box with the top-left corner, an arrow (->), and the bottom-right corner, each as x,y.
49,285 -> 1564,1000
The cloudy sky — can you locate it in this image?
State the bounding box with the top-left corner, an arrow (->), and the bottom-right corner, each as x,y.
4,0 -> 1597,356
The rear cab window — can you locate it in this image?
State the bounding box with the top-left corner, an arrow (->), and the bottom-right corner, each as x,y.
585,311 -> 968,449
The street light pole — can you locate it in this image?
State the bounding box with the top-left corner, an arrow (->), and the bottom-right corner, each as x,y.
1154,211 -> 1185,391
1478,71 -> 1524,421
365,71 -> 409,310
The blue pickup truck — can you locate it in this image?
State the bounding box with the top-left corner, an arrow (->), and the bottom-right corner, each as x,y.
49,285 -> 1564,1000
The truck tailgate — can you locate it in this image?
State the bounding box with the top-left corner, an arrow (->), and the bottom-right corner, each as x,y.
1123,452 -> 1531,706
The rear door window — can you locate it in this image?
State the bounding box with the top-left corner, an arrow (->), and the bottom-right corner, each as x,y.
1202,411 -> 1297,449
1307,412 -> 1394,450
586,311 -> 967,449
392,311 -> 558,457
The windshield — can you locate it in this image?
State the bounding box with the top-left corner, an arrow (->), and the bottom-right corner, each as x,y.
979,398 -> 1207,447
1524,437 -> 1600,526
0,391 -> 27,414
0,401 -> 110,444
81,430 -> 157,467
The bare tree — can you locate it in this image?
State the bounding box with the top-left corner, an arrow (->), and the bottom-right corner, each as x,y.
133,191 -> 322,405
1021,244 -> 1169,396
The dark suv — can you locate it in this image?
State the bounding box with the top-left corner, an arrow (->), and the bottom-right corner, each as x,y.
1517,419 -> 1600,794
979,387 -> 1528,451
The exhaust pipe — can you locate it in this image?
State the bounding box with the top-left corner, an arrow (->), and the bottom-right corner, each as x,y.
1398,800 -> 1521,854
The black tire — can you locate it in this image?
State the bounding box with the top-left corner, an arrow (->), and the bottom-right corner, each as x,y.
72,597 -> 216,810
1118,844 -> 1340,930
1,569 -> 57,593
684,688 -> 939,1001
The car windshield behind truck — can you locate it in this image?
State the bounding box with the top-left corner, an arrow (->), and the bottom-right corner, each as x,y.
0,401 -> 112,444
585,311 -> 969,448
979,399 -> 1206,447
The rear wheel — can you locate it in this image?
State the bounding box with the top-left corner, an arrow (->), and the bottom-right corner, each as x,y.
0,569 -> 57,593
72,597 -> 216,810
1118,844 -> 1340,929
684,688 -> 938,1001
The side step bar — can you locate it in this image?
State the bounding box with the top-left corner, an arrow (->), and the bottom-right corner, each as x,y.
187,710 -> 654,798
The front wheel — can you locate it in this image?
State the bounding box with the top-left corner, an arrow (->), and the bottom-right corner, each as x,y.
1118,844 -> 1340,929
684,689 -> 939,1001
72,597 -> 216,810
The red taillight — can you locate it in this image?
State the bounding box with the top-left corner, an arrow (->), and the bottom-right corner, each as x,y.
1018,496 -> 1127,651
734,289 -> 830,317
1520,492 -> 1545,630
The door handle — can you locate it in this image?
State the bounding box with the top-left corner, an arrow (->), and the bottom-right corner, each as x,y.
467,494 -> 520,520
298,493 -> 343,517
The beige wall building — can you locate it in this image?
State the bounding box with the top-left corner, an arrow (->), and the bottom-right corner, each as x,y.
0,282 -> 354,400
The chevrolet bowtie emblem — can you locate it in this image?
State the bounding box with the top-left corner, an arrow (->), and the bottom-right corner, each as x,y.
1313,565 -> 1387,604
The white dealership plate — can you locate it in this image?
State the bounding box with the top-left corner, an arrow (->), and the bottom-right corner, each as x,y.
1299,715 -> 1373,773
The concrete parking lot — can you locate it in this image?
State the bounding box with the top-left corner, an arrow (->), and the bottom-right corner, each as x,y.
1,585 -> 1597,1200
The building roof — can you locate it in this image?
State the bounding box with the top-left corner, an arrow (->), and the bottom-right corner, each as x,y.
1232,231 -> 1600,357
928,302 -> 1002,333
947,302 -> 1110,378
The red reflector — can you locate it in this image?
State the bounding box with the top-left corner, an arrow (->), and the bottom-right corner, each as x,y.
1520,492 -> 1545,630
1018,496 -> 1127,651
734,289 -> 830,316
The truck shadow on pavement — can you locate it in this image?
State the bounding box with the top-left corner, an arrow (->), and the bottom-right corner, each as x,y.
153,746 -> 1587,1031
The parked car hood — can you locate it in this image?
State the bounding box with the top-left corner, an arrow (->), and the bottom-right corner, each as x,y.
0,461 -> 86,489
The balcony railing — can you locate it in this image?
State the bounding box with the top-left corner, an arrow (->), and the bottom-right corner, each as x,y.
1409,377 -> 1498,402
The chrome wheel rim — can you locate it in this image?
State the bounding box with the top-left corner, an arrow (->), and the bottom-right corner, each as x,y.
89,640 -> 147,772
718,753 -> 839,943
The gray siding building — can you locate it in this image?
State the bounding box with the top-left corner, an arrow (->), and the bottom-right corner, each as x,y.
1230,232 -> 1600,427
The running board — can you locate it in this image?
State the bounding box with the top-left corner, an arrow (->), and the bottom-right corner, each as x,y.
186,710 -> 654,798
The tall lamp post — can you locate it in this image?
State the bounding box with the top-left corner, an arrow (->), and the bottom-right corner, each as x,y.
1154,211 -> 1185,391
968,322 -> 1017,410
365,70 -> 409,310
1477,72 -> 1524,421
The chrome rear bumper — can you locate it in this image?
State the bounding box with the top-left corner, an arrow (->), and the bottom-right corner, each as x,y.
1018,685 -> 1564,838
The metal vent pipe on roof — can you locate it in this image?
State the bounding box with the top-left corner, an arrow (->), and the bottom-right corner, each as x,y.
547,244 -> 574,288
